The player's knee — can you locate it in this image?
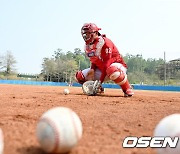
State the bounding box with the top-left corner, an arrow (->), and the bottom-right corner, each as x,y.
106,65 -> 127,85
75,70 -> 86,84
106,65 -> 120,80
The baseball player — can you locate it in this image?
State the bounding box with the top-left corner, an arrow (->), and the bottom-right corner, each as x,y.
75,23 -> 134,97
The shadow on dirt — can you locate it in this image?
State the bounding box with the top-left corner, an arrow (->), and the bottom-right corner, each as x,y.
98,94 -> 124,98
17,146 -> 70,154
17,146 -> 46,154
75,93 -> 124,98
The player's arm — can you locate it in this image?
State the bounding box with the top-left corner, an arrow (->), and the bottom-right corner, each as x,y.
86,63 -> 96,81
103,39 -> 117,68
90,63 -> 97,70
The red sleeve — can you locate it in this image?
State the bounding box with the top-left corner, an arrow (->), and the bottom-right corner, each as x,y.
100,69 -> 106,83
103,38 -> 118,68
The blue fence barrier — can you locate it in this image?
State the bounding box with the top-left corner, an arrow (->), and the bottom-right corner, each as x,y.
0,80 -> 180,92
132,84 -> 180,92
0,80 -> 68,86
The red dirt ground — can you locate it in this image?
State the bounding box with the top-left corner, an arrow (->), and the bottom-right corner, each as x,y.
0,84 -> 180,154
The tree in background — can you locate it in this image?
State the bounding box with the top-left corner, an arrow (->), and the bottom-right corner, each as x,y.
0,51 -> 17,79
0,55 -> 3,70
41,58 -> 56,81
124,53 -> 165,85
73,48 -> 90,70
0,48 -> 178,85
41,49 -> 80,83
40,49 -> 179,85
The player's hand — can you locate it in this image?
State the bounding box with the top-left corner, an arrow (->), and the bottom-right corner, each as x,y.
82,80 -> 102,96
92,80 -> 102,94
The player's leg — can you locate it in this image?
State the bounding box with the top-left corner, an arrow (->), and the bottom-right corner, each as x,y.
106,63 -> 134,97
75,68 -> 91,84
75,68 -> 105,93
76,68 -> 104,83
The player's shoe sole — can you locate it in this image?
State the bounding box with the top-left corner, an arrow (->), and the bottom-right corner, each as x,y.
124,89 -> 134,97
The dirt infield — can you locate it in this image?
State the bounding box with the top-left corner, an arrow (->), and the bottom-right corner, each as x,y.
0,84 -> 180,154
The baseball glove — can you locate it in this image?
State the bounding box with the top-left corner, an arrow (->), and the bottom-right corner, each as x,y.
82,80 -> 101,96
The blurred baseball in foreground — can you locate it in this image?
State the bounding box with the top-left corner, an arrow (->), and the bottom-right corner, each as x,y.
63,88 -> 70,95
154,114 -> 180,154
36,107 -> 83,153
0,128 -> 4,154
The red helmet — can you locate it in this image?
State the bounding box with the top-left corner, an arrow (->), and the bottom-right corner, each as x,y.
81,23 -> 101,43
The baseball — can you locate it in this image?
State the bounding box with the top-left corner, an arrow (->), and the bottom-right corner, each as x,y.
154,114 -> 180,154
0,128 -> 4,154
36,107 -> 83,153
63,88 -> 70,95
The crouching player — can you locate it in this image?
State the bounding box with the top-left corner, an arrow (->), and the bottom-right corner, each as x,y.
75,23 -> 134,97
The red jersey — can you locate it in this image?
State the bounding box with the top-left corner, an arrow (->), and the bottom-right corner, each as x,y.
84,35 -> 127,82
